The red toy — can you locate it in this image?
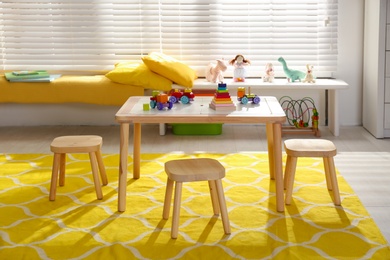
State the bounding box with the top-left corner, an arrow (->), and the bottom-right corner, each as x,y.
169,88 -> 195,104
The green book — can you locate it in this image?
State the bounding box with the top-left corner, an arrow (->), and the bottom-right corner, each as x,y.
8,74 -> 62,82
5,70 -> 50,81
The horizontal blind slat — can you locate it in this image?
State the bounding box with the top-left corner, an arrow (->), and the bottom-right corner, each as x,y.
0,0 -> 338,76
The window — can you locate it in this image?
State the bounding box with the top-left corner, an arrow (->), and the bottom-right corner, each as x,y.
0,0 -> 338,77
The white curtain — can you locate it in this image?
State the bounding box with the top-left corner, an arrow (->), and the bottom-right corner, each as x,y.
0,0 -> 338,77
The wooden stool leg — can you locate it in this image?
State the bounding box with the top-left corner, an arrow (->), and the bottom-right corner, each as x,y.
59,153 -> 66,186
163,178 -> 174,219
327,157 -> 341,206
208,180 -> 220,215
49,153 -> 61,201
96,149 -> 108,185
284,155 -> 292,190
215,180 -> 231,234
285,156 -> 297,205
323,157 -> 333,190
89,152 -> 103,200
171,182 -> 183,239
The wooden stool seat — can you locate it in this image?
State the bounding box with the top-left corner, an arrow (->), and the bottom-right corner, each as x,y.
163,158 -> 230,239
49,135 -> 108,201
284,139 -> 341,206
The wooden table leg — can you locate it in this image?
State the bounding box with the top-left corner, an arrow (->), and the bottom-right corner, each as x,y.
272,122 -> 285,212
133,123 -> 141,179
266,123 -> 275,180
118,122 -> 129,212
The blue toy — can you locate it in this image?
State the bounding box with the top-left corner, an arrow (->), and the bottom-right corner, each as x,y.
278,57 -> 306,82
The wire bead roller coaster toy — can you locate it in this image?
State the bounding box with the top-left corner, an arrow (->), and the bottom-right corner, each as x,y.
279,96 -> 321,137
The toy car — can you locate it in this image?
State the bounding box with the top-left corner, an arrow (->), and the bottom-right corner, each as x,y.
169,88 -> 195,104
237,87 -> 260,104
150,91 -> 173,110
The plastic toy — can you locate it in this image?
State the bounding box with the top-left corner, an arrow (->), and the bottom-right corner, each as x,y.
277,57 -> 306,82
237,87 -> 260,104
263,63 -> 274,83
150,91 -> 173,110
279,96 -> 320,137
209,82 -> 236,111
169,88 -> 195,104
205,59 -> 227,83
229,54 -> 250,82
303,64 -> 316,83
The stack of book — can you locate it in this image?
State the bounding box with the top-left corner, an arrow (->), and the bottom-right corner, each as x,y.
209,82 -> 236,111
5,70 -> 61,82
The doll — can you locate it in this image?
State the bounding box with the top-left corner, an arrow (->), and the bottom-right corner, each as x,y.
229,54 -> 250,82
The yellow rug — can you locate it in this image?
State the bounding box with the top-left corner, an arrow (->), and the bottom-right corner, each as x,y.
0,153 -> 389,260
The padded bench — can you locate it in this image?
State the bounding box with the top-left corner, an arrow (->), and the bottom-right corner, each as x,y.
0,74 -> 144,106
0,73 -> 348,133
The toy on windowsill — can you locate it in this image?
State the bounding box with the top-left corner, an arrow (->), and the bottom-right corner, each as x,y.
169,88 -> 195,104
237,87 -> 260,104
303,64 -> 316,83
229,54 -> 250,82
205,59 -> 227,83
262,63 -> 274,83
150,91 -> 173,110
278,57 -> 306,82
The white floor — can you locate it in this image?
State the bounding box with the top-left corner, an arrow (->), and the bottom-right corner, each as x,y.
1,124 -> 389,243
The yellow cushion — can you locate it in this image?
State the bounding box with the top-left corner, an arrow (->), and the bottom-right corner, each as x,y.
105,62 -> 172,91
142,52 -> 197,87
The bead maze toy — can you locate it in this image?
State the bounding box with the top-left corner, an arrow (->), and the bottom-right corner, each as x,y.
279,96 -> 320,137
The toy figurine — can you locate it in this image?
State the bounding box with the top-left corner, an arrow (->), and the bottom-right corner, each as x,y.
205,59 -> 227,83
277,57 -> 306,82
237,87 -> 260,104
229,54 -> 250,82
303,64 -> 316,83
169,88 -> 195,104
150,91 -> 173,110
263,63 -> 274,83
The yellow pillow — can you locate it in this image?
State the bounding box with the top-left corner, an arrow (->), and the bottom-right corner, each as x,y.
105,62 -> 172,91
142,52 -> 197,87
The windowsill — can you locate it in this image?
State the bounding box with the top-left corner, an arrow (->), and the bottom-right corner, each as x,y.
173,78 -> 348,90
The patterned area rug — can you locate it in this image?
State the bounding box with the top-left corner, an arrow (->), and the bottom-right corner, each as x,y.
0,153 -> 389,260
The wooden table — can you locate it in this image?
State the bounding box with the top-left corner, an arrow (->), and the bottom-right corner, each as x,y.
115,96 -> 287,212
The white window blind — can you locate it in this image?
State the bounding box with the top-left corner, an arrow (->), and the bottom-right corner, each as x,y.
0,0 -> 338,77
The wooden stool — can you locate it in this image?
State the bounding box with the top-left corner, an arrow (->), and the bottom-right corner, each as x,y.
49,135 -> 108,201
284,139 -> 341,206
163,158 -> 231,239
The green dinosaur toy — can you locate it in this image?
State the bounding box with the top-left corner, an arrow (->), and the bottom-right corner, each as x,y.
278,57 -> 306,82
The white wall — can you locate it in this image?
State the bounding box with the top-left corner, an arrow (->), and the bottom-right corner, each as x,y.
335,0 -> 365,126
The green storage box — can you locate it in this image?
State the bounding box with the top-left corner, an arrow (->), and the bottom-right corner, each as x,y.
172,123 -> 223,135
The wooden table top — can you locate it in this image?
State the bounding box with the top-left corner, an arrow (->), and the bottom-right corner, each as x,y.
115,96 -> 286,124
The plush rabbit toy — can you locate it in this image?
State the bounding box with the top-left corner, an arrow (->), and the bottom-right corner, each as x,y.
303,64 -> 316,83
263,63 -> 274,83
205,59 -> 228,83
